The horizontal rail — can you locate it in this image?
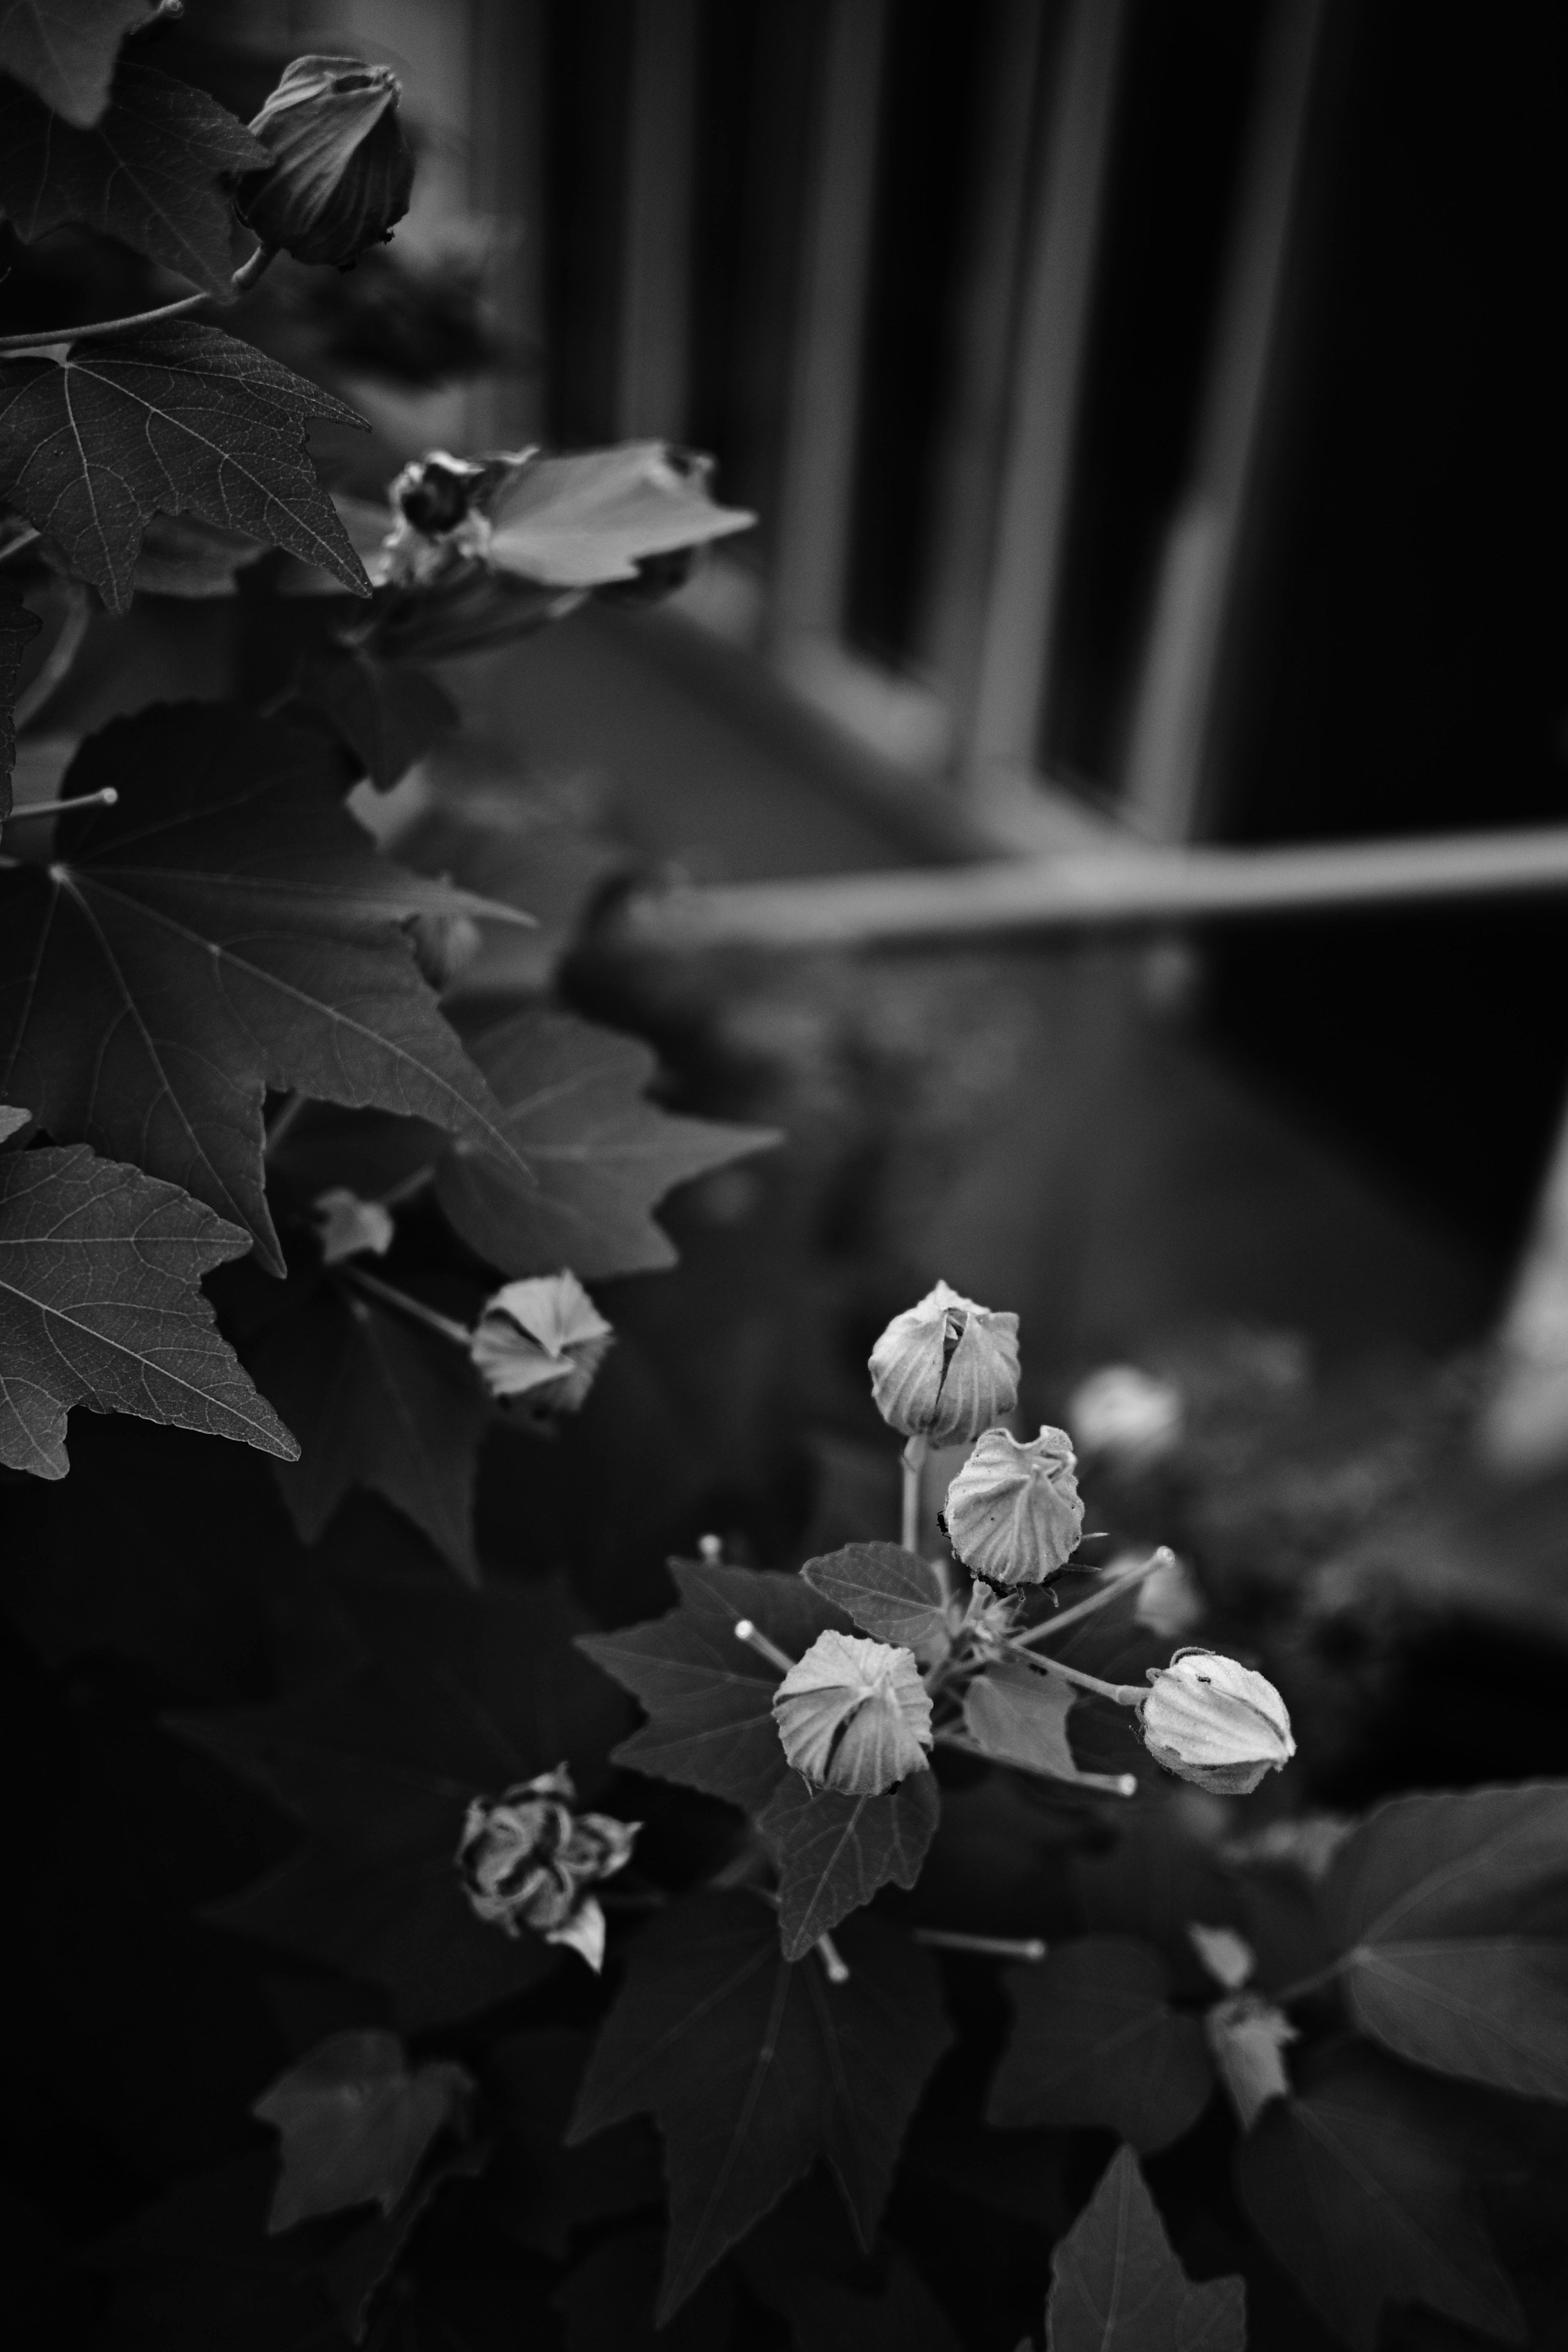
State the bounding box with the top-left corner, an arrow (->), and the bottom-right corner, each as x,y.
621,823 -> 1568,951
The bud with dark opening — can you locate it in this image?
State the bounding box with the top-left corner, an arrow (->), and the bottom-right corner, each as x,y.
242,56 -> 414,267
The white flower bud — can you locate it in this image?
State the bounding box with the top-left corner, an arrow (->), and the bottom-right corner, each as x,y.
1206,1992 -> 1297,2130
1139,1648 -> 1295,1795
868,1280 -> 1019,1446
455,1766 -> 638,1973
311,1186 -> 393,1265
773,1629 -> 933,1795
942,1426 -> 1083,1586
469,1272 -> 612,1411
1068,1363 -> 1183,1467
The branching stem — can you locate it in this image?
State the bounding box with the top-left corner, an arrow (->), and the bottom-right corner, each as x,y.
814,1931 -> 850,1984
913,1928 -> 1048,1960
337,1263 -> 473,1349
900,1433 -> 927,1554
733,1619 -> 795,1676
1010,1546 -> 1174,1652
932,1729 -> 1137,1796
0,243 -> 278,357
1000,1651 -> 1146,1705
11,582 -> 92,733
5,786 -> 118,821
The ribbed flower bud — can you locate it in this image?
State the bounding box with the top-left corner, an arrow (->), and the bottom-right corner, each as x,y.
868,1280 -> 1019,1446
773,1630 -> 933,1795
469,1273 -> 612,1413
942,1425 -> 1083,1586
242,56 -> 414,266
1139,1649 -> 1295,1795
456,1767 -> 637,1972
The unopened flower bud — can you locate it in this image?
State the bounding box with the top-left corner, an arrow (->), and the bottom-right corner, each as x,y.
456,1767 -> 637,1972
1205,1991 -> 1297,2130
311,1186 -> 392,1265
773,1629 -> 933,1795
242,56 -> 414,267
1140,1649 -> 1295,1795
869,1280 -> 1019,1446
942,1425 -> 1083,1586
469,1273 -> 612,1413
1069,1363 -> 1183,1467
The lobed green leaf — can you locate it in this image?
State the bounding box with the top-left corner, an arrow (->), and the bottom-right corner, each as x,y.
0,0 -> 156,126
1046,2145 -> 1245,2352
988,1935 -> 1214,2153
800,1542 -> 951,1664
757,1768 -> 941,1959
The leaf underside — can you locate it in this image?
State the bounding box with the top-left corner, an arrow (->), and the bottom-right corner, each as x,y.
0,704 -> 531,1272
0,323 -> 368,609
988,1935 -> 1214,2154
1047,2146 -> 1245,2352
0,1141 -> 296,1478
569,1892 -> 952,2321
757,1767 -> 942,1959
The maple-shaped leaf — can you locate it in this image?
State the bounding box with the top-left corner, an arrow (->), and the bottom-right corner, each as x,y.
434,1010 -> 777,1280
579,1558 -> 850,1815
254,2028 -> 472,2231
570,1891 -> 952,2320
1236,2048 -> 1527,2351
0,704 -> 532,1273
1047,2145 -> 1245,2352
757,1768 -> 941,1959
1323,1779 -> 1568,2101
800,1543 -> 952,1665
129,507 -> 267,596
0,1140 -> 297,1478
0,0 -> 154,125
0,322 -> 368,609
0,63 -> 267,296
183,1575 -> 628,2025
987,1935 -> 1214,2154
252,1282 -> 490,1581
294,645 -> 458,792
962,1661 -> 1138,1792
0,571 -> 40,815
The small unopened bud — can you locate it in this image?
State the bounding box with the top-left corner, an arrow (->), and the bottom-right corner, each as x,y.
469,1272 -> 612,1413
312,1186 -> 393,1265
1068,1363 -> 1184,1467
456,1767 -> 637,1972
942,1426 -> 1083,1586
1206,1991 -> 1297,2130
1140,1649 -> 1295,1795
773,1629 -> 933,1795
869,1280 -> 1019,1447
242,56 -> 414,267
1187,1922 -> 1256,1990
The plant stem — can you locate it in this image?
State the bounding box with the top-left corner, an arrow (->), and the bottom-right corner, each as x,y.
337,1264 -> 473,1349
263,1089 -> 309,1157
733,1619 -> 795,1676
11,582 -> 91,733
1011,1546 -> 1174,1652
0,243 -> 277,356
1272,1959 -> 1344,2006
0,522 -> 40,563
932,1730 -> 1138,1797
900,1433 -> 927,1553
913,1928 -> 1048,1961
1001,1651 -> 1146,1705
814,1932 -> 850,1984
5,786 -> 118,822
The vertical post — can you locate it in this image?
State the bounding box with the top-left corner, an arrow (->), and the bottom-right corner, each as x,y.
1119,0 -> 1325,843
618,0 -> 700,441
767,0 -> 888,658
962,0 -> 1127,819
467,0 -> 548,448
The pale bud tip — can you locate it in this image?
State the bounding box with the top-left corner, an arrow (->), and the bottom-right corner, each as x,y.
734,1619 -> 755,1642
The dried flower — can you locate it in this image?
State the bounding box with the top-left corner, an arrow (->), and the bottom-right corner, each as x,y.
942,1425 -> 1083,1586
1068,1363 -> 1184,1467
1205,1992 -> 1298,2130
241,56 -> 414,267
456,1767 -> 637,1972
1139,1649 -> 1295,1795
469,1273 -> 612,1412
773,1629 -> 933,1795
868,1280 -> 1019,1446
311,1186 -> 392,1265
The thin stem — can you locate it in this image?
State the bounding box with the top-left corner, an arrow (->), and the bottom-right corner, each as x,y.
263,1089 -> 309,1158
815,1932 -> 850,1984
0,523 -> 40,564
11,582 -> 91,732
338,1263 -> 473,1349
1011,1547 -> 1174,1652
1002,1650 -> 1146,1705
913,1928 -> 1048,1961
933,1729 -> 1138,1797
900,1433 -> 927,1553
1272,1958 -> 1343,2007
377,1165 -> 435,1212
5,786 -> 118,822
733,1619 -> 795,1676
0,242 -> 277,356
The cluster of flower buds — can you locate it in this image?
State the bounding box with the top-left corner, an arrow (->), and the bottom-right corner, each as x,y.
869,1279 -> 1019,1447
773,1629 -> 933,1796
456,1767 -> 637,1971
1138,1648 -> 1296,1794
469,1272 -> 612,1417
241,56 -> 414,267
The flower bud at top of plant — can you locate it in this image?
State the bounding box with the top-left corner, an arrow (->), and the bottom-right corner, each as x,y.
1139,1648 -> 1295,1795
773,1629 -> 933,1795
242,55 -> 414,267
942,1425 -> 1084,1586
868,1279 -> 1020,1446
1068,1362 -> 1184,1467
456,1766 -> 638,1972
469,1272 -> 612,1412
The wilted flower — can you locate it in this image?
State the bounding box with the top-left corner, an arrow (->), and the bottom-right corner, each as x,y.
942,1425 -> 1083,1586
456,1767 -> 637,1972
469,1273 -> 612,1412
1205,1992 -> 1298,2130
1069,1363 -> 1184,1467
869,1280 -> 1019,1447
773,1630 -> 933,1795
481,444 -> 754,588
311,1186 -> 393,1265
1140,1649 -> 1295,1795
241,56 -> 414,266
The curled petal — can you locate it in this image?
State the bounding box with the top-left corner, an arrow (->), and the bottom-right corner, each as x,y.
773,1629 -> 933,1795
469,1271 -> 612,1410
943,1425 -> 1083,1585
